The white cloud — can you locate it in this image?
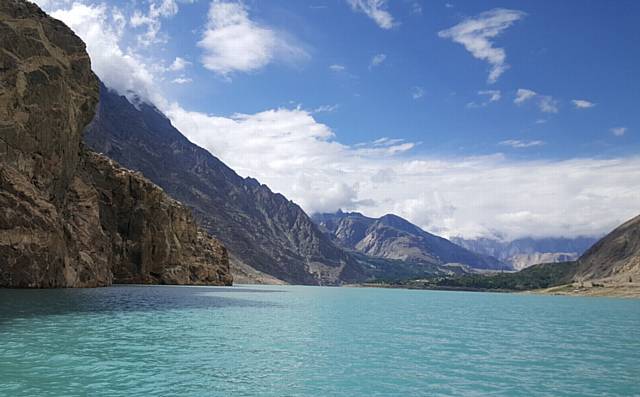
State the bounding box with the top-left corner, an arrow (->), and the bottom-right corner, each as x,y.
572,99 -> 595,109
165,102 -> 640,240
198,0 -> 307,76
130,0 -> 179,46
329,64 -> 346,72
33,0 -> 640,242
468,89 -> 501,108
411,2 -> 423,15
412,86 -> 425,99
369,53 -> 387,68
611,127 -> 627,137
515,88 -> 558,113
514,88 -> 536,104
480,90 -> 501,102
438,8 -> 525,84
48,3 -> 159,102
347,0 -> 395,29
499,139 -> 545,148
172,77 -> 193,84
538,95 -> 559,113
314,104 -> 339,113
169,57 -> 191,71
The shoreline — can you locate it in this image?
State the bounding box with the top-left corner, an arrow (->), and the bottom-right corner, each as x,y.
347,281 -> 640,299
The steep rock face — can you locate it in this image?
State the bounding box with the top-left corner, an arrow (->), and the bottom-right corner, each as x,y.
0,0 -> 231,287
575,215 -> 640,282
313,211 -> 507,270
85,83 -> 366,285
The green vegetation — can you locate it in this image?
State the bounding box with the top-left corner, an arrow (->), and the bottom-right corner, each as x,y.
392,261 -> 579,292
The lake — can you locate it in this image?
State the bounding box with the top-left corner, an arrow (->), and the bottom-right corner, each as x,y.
1,285 -> 639,396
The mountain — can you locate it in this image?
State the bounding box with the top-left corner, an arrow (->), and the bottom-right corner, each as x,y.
432,214 -> 640,294
84,84 -> 379,285
452,236 -> 597,270
313,211 -> 508,270
574,215 -> 640,282
0,0 -> 231,287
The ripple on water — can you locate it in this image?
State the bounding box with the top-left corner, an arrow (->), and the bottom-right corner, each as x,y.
0,286 -> 639,396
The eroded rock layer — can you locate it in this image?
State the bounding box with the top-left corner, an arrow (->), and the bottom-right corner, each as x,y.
0,0 -> 231,287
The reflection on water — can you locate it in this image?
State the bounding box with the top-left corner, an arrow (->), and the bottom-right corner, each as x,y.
0,285 -> 277,322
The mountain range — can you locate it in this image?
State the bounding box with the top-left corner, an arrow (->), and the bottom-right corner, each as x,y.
313,211 -> 508,271
84,84 -> 509,285
1,0 -> 637,293
452,236 -> 598,270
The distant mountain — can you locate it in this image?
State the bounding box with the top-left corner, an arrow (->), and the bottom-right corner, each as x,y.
85,84 -> 374,285
432,214 -> 640,293
574,215 -> 640,282
452,236 -> 597,270
313,211 -> 508,270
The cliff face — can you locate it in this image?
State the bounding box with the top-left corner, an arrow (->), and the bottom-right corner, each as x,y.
313,211 -> 508,270
0,0 -> 231,287
85,83 -> 369,285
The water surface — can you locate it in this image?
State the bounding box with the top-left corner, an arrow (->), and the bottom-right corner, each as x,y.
1,285 -> 639,396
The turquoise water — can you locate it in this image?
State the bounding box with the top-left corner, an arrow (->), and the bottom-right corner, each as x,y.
1,285 -> 639,396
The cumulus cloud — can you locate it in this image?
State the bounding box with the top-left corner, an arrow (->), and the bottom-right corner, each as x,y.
369,53 -> 387,68
198,0 -> 307,76
329,64 -> 346,72
347,0 -> 395,29
165,103 -> 640,240
514,88 -> 558,113
611,127 -> 627,137
499,139 -> 545,148
438,8 -> 525,84
572,99 -> 595,109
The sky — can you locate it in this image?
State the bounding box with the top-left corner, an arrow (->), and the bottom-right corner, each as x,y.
34,0 -> 640,241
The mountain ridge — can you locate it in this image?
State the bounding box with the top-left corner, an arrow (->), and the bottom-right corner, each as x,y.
85,83 -> 372,285
313,211 -> 508,271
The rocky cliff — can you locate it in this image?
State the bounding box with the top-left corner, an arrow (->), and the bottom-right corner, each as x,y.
313,211 -> 508,270
0,0 -> 231,287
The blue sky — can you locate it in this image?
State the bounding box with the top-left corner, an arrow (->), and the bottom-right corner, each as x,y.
39,0 -> 640,240
153,0 -> 640,159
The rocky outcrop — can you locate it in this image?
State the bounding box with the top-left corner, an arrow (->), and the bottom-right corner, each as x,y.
0,0 -> 231,287
314,211 -> 508,270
